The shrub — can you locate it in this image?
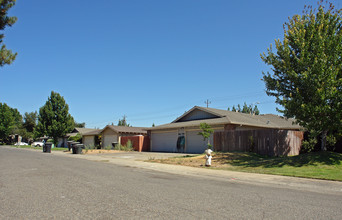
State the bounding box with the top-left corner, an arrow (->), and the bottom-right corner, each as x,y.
104,145 -> 112,150
301,138 -> 317,153
69,133 -> 82,143
114,140 -> 134,151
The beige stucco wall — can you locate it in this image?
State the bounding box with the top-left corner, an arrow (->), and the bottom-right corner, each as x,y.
83,136 -> 95,148
102,128 -> 118,148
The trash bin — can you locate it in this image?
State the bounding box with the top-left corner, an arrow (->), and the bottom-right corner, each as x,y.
67,141 -> 74,151
112,142 -> 118,149
75,144 -> 83,154
44,142 -> 52,153
71,142 -> 81,154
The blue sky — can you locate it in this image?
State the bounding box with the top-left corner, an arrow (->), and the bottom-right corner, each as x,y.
1,0 -> 340,128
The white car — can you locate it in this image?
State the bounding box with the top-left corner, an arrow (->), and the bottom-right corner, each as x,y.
14,142 -> 28,146
31,141 -> 44,147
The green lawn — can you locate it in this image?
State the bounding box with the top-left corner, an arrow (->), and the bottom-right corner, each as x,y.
219,151 -> 342,181
9,145 -> 68,151
152,151 -> 342,181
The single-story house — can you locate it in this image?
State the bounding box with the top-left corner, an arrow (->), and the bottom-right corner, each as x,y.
58,128 -> 101,147
146,106 -> 302,154
82,129 -> 102,148
82,125 -> 147,148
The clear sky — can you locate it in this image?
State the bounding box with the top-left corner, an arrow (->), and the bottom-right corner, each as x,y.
1,0 -> 341,128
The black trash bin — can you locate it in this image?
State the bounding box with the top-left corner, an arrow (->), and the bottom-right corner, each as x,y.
112,142 -> 118,149
71,142 -> 81,154
67,141 -> 74,151
44,142 -> 52,153
75,144 -> 83,154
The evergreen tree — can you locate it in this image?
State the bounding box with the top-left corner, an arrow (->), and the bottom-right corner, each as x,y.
117,115 -> 130,127
228,102 -> 260,115
261,2 -> 342,151
0,0 -> 17,66
242,102 -> 250,114
36,91 -> 74,144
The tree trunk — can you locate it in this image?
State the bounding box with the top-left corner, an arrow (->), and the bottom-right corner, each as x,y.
321,130 -> 328,151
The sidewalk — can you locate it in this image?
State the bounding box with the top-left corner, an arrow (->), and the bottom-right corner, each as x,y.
51,150 -> 342,195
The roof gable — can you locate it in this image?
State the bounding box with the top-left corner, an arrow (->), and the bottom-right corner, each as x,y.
173,106 -> 222,123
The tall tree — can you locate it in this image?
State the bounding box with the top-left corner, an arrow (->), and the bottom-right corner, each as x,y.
0,0 -> 17,66
0,103 -> 15,142
117,115 -> 130,127
261,2 -> 342,151
0,103 -> 23,143
36,91 -> 74,144
23,111 -> 38,133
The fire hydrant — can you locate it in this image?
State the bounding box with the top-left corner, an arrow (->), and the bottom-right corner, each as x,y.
204,148 -> 213,167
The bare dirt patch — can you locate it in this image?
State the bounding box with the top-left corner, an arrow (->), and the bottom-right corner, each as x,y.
149,153 -> 237,168
149,152 -> 256,170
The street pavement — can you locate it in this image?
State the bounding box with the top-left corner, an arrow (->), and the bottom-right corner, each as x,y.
1,146 -> 342,219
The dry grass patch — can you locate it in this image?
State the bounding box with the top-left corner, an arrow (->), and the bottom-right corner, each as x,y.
84,149 -> 120,154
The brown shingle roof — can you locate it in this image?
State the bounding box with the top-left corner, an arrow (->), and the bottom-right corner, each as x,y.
102,125 -> 147,134
66,128 -> 101,137
148,106 -> 301,131
82,129 -> 102,136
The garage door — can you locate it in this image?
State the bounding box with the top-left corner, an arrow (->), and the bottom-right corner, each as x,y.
103,134 -> 117,148
186,131 -> 213,153
151,132 -> 178,152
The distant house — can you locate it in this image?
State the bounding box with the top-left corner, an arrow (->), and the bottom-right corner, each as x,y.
82,129 -> 102,148
81,125 -> 148,149
58,128 -> 101,148
100,125 -> 147,148
146,106 -> 303,154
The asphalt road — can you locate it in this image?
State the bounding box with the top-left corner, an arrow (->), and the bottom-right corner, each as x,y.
1,146 -> 341,219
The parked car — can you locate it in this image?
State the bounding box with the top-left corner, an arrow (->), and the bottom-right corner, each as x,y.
14,142 -> 28,146
31,141 -> 44,147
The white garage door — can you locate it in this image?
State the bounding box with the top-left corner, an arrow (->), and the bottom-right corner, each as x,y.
151,132 -> 178,152
186,131 -> 213,153
103,134 -> 117,148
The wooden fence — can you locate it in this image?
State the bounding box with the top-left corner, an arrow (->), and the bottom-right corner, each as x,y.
121,136 -> 150,152
213,129 -> 303,156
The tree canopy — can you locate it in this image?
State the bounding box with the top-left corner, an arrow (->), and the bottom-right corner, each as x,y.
228,102 -> 260,115
117,115 -> 131,127
0,0 -> 17,66
0,103 -> 17,142
23,111 -> 38,133
74,122 -> 85,128
36,91 -> 74,144
261,2 -> 342,151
